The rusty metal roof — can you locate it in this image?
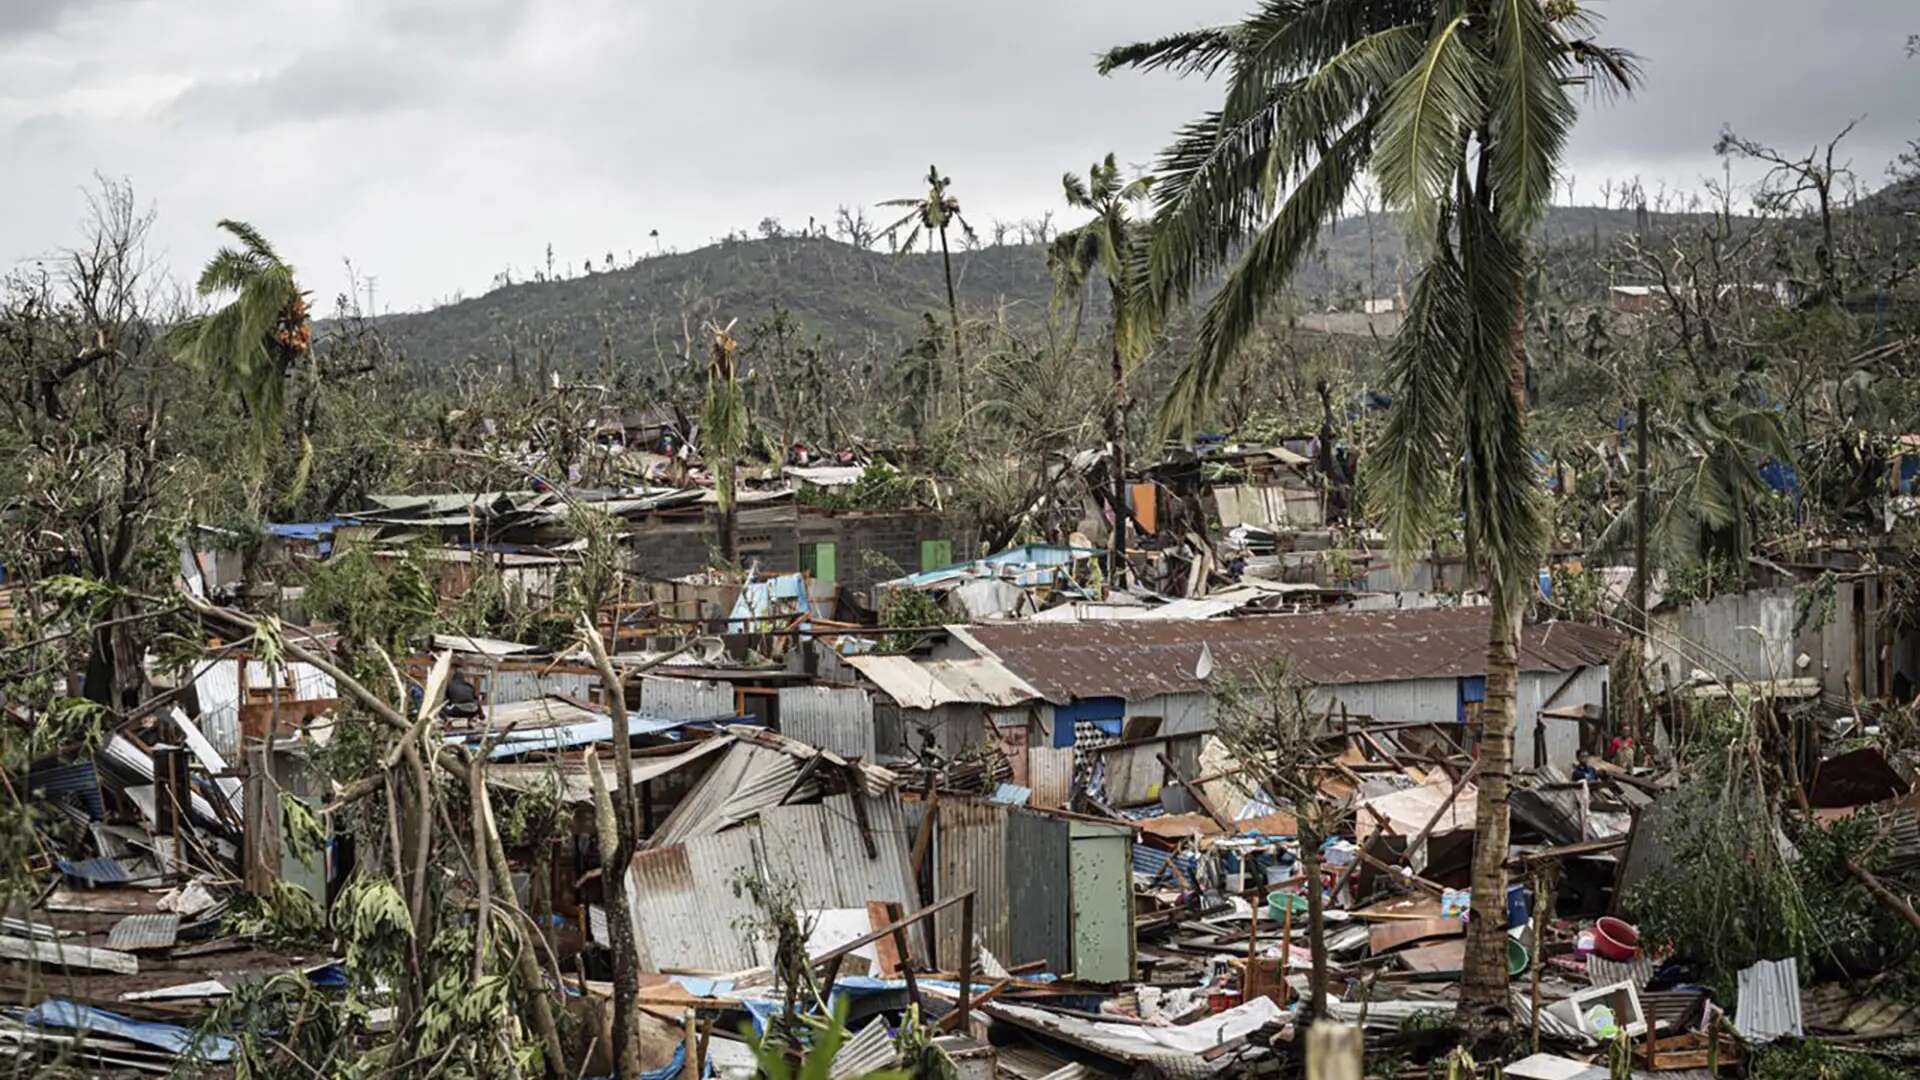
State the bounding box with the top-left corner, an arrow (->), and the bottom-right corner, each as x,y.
962,609 -> 1621,703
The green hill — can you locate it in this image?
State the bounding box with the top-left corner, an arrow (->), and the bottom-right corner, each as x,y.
365,197 -> 1881,371
366,236 -> 1067,373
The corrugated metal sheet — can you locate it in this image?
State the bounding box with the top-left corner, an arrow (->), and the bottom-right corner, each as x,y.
640,676 -> 736,720
778,687 -> 876,759
627,792 -> 920,972
488,668 -> 595,705
627,828 -> 766,971
933,799 -> 1009,971
845,655 -> 1040,709
486,735 -> 733,804
1028,748 -> 1073,810
649,742 -> 806,847
829,1019 -> 898,1080
1586,952 -> 1655,989
1007,809 -> 1071,974
962,610 -> 1620,703
1735,957 -> 1804,1043
106,913 -> 179,952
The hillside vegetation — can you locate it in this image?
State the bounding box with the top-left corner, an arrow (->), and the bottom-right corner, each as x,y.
367,204 -> 1699,371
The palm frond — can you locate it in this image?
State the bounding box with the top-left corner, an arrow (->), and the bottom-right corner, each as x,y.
1364,212 -> 1470,566
1062,171 -> 1092,208
216,219 -> 279,263
1374,13 -> 1481,248
1143,97 -> 1294,315
1097,26 -> 1242,77
1226,0 -> 1422,118
1562,39 -> 1642,100
1453,195 -> 1548,591
1161,120 -> 1370,436
1487,0 -> 1578,235
1261,23 -> 1425,204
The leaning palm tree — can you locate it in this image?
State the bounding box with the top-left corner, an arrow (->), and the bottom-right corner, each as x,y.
1051,154 -> 1156,585
1103,0 -> 1636,1033
880,166 -> 976,394
171,220 -> 310,470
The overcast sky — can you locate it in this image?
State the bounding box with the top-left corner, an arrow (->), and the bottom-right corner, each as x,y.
4,0 -> 1915,312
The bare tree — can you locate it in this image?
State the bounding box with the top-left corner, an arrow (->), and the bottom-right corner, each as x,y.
1213,664 -> 1336,1019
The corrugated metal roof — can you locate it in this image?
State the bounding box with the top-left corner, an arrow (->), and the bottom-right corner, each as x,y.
486,736 -> 734,804
963,610 -> 1621,703
845,655 -> 1040,709
1735,957 -> 1804,1043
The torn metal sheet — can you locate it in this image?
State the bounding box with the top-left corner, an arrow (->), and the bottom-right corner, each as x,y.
106,913 -> 181,952
0,935 -> 138,975
20,1000 -> 233,1061
120,979 -> 230,1002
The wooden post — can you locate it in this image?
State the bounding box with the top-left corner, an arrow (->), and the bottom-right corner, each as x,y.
1305,1023 -> 1362,1080
957,893 -> 975,1029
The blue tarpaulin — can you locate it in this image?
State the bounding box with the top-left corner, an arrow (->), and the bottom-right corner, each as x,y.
22,1000 -> 236,1062
727,572 -> 812,632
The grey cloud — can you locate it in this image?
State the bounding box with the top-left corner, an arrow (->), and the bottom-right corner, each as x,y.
2,0 -> 1916,312
166,46 -> 449,131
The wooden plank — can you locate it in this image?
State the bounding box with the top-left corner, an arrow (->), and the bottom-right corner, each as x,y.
1367,917 -> 1463,955
1394,940 -> 1465,976
0,934 -> 138,974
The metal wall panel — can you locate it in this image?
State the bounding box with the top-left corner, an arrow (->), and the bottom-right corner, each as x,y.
639,676 -> 736,720
1068,820 -> 1134,983
1028,748 -> 1074,810
932,799 -> 1009,971
778,687 -> 876,759
1006,809 -> 1071,973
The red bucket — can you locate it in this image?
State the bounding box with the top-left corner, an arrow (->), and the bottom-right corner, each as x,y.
1593,917 -> 1640,961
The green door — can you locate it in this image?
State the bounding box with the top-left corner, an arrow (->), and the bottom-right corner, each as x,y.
919,539 -> 952,572
1069,820 -> 1134,983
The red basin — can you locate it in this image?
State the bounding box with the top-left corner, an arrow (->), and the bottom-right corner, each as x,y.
1593,917 -> 1641,961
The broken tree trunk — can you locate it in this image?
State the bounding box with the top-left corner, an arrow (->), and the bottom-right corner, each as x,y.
590,755 -> 643,1080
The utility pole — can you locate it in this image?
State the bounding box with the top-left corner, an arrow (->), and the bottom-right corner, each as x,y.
1632,396 -> 1650,754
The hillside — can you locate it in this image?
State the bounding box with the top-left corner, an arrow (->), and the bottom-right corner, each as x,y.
365,203 -> 1783,371
366,236 -> 1067,373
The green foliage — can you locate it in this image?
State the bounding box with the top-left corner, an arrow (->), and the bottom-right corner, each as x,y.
1749,1039 -> 1906,1080
1621,702 -> 1911,994
794,462 -> 924,512
225,880 -> 328,949
877,588 -> 947,651
280,794 -> 326,864
301,544 -> 437,654
743,995 -> 909,1080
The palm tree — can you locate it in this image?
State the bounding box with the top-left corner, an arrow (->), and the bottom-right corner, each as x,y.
880,166 -> 976,401
1051,154 -> 1155,585
171,220 -> 310,471
1103,0 -> 1636,1033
